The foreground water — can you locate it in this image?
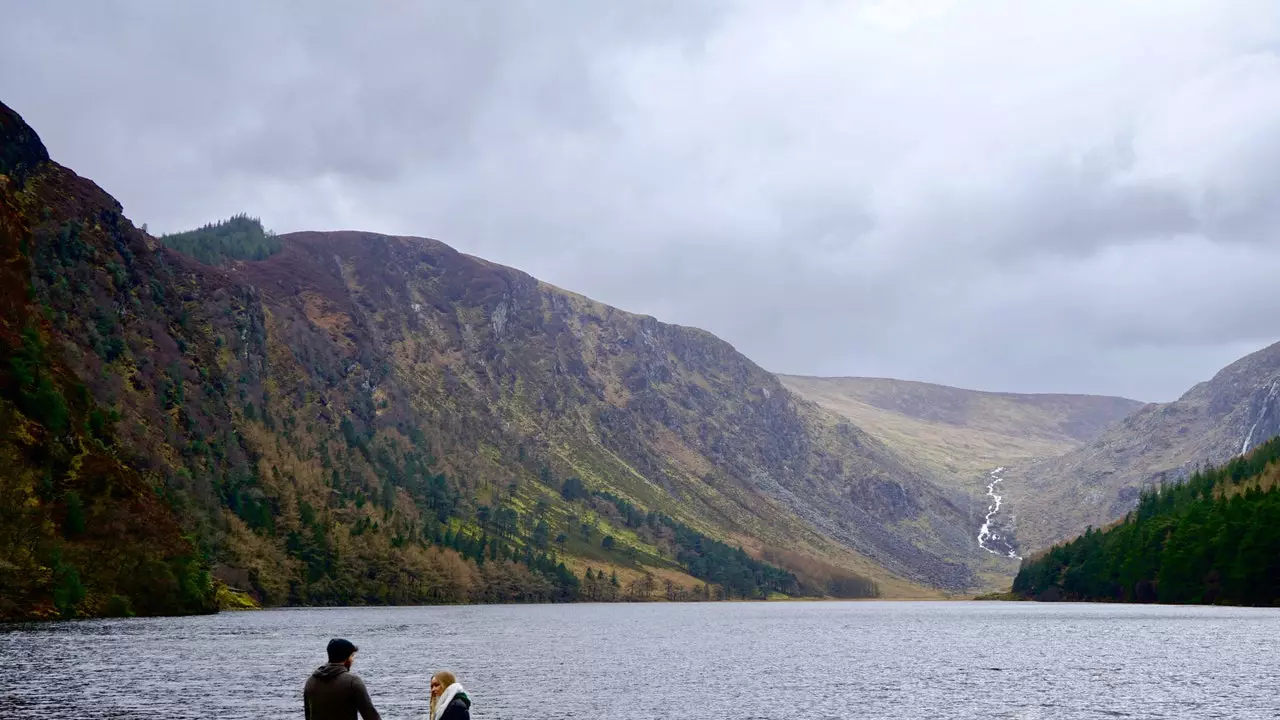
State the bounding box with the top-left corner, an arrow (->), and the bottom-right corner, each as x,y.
3,601 -> 1279,719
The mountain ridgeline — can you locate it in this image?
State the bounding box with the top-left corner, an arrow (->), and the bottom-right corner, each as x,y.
778,375 -> 1142,483
1,100 -> 992,620
1013,436 -> 1280,606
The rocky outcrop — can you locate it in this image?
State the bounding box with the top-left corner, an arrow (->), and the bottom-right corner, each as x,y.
0,100 -> 50,186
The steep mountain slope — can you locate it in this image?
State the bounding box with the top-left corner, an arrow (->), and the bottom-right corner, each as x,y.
778,375 -> 1142,482
238,229 -> 985,591
1013,436 -> 1280,606
0,100 -> 994,618
0,104 -> 217,619
1006,341 -> 1280,553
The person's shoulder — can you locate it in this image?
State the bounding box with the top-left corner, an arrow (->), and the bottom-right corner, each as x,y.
442,697 -> 471,719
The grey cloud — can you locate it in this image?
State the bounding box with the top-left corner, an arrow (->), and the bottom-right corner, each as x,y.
4,0 -> 1280,401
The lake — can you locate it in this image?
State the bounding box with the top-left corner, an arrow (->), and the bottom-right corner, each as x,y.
3,601 -> 1278,719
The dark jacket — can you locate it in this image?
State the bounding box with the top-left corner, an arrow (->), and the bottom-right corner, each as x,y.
439,694 -> 471,720
303,663 -> 382,720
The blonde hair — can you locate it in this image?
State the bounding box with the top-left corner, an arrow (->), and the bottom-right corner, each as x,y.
429,671 -> 457,718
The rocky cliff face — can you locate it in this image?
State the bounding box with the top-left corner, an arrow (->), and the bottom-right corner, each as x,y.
0,100 -> 993,618
1007,341 -> 1280,553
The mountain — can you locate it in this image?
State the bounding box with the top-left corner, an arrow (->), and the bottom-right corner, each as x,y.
1005,341 -> 1280,554
777,375 -> 1142,483
0,100 -> 994,619
1,103 -> 217,619
1012,435 -> 1280,605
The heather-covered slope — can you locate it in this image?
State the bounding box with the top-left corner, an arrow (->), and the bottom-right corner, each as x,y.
1006,341 -> 1280,553
237,230 -> 983,592
0,100 -> 997,618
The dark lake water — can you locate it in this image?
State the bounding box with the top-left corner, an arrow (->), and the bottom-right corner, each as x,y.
3,601 -> 1279,719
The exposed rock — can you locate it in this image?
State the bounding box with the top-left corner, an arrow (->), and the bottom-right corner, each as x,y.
1008,341 -> 1280,552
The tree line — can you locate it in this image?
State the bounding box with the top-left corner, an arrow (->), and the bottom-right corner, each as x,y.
256,440 -> 869,606
589,489 -> 806,598
159,214 -> 282,266
1013,436 -> 1280,606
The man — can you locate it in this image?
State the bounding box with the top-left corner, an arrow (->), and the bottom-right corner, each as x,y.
303,638 -> 382,720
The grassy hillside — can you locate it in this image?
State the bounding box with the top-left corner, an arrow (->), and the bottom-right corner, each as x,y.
1013,436 -> 1280,605
778,375 -> 1141,481
2,100 -> 995,618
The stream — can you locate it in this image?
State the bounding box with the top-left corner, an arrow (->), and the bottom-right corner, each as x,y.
978,467 -> 1020,559
1240,380 -> 1279,455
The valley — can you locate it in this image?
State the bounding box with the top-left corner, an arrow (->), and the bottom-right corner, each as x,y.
2,100 -> 991,620
4,93 -> 1280,620
779,375 -> 1145,563
777,375 -> 1143,484
6,5 -> 1280,720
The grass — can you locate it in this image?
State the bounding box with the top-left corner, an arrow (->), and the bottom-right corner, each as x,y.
215,583 -> 261,611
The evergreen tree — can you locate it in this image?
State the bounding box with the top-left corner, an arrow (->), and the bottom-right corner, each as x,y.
159,214 -> 282,266
1014,437 -> 1280,606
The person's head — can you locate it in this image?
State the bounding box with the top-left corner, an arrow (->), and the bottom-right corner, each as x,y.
326,638 -> 359,667
429,671 -> 456,698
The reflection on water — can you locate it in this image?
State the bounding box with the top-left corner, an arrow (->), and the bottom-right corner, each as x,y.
3,601 -> 1279,719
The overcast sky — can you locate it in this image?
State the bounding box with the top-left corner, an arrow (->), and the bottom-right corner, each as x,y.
4,0 -> 1280,401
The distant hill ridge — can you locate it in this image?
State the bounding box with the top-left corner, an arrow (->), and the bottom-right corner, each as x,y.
778,375 -> 1143,483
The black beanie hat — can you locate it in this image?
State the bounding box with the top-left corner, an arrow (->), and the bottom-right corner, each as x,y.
327,638 -> 358,662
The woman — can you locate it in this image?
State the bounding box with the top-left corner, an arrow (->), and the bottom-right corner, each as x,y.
429,671 -> 471,720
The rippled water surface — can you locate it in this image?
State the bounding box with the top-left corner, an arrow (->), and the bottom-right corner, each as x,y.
4,601 -> 1279,719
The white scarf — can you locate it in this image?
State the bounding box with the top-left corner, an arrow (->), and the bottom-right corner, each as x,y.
432,682 -> 467,720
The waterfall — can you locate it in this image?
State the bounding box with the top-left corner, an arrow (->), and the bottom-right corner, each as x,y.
977,467 -> 1020,560
1240,381 -> 1280,456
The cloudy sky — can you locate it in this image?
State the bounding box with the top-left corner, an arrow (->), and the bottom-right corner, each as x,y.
4,0 -> 1280,401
